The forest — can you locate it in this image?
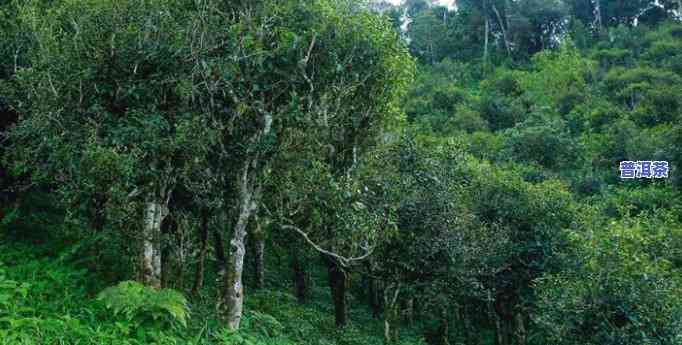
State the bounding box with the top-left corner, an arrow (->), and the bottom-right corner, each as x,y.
1,0 -> 682,344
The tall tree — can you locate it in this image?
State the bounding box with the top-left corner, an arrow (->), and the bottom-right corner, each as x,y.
3,0 -> 218,288
190,0 -> 412,330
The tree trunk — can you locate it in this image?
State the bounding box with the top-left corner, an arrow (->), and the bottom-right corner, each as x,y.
492,4 -> 512,56
594,0 -> 603,31
384,283 -> 401,344
221,112 -> 271,331
222,208 -> 250,330
142,198 -> 168,289
515,312 -> 526,345
325,255 -> 347,328
192,209 -> 210,295
222,160 -> 259,331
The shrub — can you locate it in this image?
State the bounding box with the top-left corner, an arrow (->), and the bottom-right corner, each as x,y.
97,281 -> 189,330
534,213 -> 682,345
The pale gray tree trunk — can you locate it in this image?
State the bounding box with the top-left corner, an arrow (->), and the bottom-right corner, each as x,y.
142,195 -> 168,289
223,114 -> 271,330
223,164 -> 258,330
492,5 -> 512,56
384,283 -> 401,344
593,0 -> 603,31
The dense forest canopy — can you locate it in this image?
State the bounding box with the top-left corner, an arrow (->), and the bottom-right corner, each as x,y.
1,0 -> 682,344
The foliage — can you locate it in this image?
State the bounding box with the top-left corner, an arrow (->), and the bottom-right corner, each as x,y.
97,281 -> 190,329
2,1 -> 682,345
502,112 -> 580,169
534,212 -> 682,345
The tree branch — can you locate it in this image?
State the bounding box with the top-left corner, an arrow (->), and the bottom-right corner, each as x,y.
281,224 -> 373,267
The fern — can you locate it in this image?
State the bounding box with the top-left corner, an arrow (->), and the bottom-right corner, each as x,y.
214,328 -> 261,345
244,310 -> 284,338
96,281 -> 189,329
0,265 -> 30,312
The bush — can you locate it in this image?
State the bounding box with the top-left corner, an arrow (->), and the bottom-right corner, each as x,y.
502,113 -> 580,169
97,281 -> 189,330
534,213 -> 682,345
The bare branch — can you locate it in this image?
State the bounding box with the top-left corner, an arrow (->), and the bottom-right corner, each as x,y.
302,33 -> 317,66
281,224 -> 373,267
127,188 -> 142,199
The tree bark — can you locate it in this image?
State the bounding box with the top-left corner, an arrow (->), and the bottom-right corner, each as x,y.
325,255 -> 347,327
221,111 -> 271,331
492,4 -> 512,56
222,206 -> 251,330
222,160 -> 259,331
384,283 -> 401,344
594,0 -> 603,31
192,209 -> 210,295
142,197 -> 168,289
515,312 -> 526,345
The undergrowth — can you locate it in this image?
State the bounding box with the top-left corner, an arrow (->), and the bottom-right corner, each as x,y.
0,232 -> 424,345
